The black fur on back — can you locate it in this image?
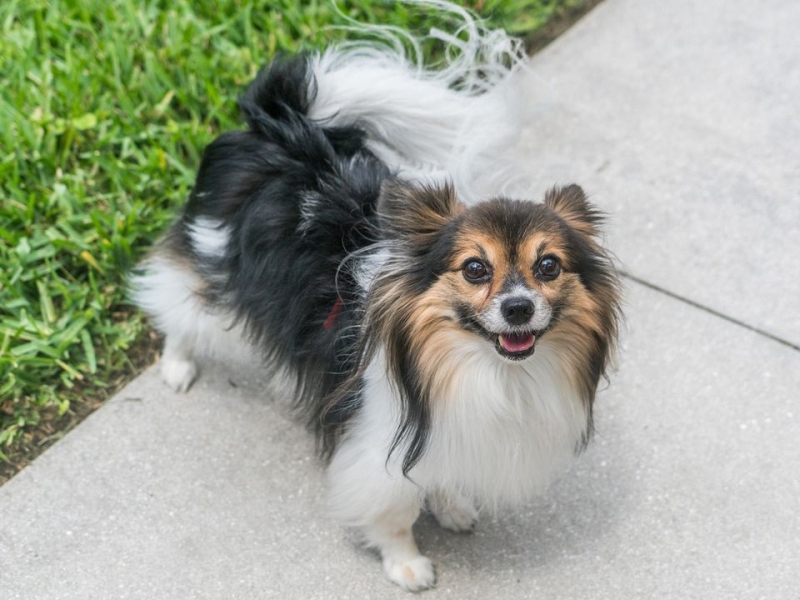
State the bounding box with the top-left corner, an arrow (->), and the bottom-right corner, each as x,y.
174,55 -> 390,455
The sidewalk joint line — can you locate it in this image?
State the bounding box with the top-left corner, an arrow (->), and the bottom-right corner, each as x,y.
620,272 -> 800,353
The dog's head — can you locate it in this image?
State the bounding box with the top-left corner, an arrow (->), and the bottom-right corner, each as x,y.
372,181 -> 619,358
358,181 -> 621,472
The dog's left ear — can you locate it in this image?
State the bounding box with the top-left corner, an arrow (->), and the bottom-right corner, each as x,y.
378,180 -> 460,239
544,184 -> 603,237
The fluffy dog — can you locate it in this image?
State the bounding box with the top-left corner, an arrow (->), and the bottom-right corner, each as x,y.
133,10 -> 621,591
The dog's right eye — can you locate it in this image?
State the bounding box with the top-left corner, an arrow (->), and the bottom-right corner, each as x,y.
463,259 -> 489,282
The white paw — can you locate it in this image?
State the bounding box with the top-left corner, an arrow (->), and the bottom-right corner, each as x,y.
161,356 -> 198,392
430,496 -> 479,533
383,555 -> 436,592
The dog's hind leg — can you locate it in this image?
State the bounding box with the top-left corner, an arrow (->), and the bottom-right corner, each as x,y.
160,329 -> 199,393
131,253 -> 215,392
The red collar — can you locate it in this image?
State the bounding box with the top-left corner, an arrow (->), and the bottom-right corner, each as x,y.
323,297 -> 344,331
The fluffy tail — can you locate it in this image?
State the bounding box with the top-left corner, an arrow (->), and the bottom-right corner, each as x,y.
306,1 -> 533,203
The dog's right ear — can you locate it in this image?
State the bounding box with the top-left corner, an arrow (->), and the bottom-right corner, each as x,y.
377,179 -> 461,240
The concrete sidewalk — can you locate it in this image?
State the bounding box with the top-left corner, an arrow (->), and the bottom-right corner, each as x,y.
2,0 -> 799,598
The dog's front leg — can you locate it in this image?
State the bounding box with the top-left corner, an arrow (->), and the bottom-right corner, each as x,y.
427,489 -> 479,533
327,438 -> 435,591
363,500 -> 435,592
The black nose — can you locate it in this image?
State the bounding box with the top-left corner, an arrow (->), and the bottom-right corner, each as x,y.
501,297 -> 534,326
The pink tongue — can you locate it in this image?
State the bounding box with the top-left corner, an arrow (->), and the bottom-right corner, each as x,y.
500,332 -> 535,353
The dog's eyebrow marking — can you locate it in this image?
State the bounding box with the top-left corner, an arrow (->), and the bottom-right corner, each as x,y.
458,244 -> 491,269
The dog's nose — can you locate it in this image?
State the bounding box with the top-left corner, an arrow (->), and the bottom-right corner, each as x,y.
501,297 -> 534,326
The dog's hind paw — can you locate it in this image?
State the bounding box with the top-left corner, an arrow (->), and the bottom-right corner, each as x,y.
161,356 -> 198,392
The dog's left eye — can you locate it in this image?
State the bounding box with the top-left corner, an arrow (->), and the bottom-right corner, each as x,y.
463,259 -> 490,282
535,256 -> 561,280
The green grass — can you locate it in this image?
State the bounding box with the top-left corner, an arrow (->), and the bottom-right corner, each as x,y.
0,0 -> 582,464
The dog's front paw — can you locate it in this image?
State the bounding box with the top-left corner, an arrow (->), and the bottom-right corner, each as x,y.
383,555 -> 436,592
429,493 -> 479,533
161,356 -> 198,392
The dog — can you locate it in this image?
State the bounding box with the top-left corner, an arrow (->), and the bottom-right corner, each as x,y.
133,11 -> 621,592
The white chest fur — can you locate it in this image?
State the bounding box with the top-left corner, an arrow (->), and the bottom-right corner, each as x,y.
354,338 -> 589,508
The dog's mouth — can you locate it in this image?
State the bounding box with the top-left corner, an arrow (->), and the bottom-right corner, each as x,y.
495,331 -> 537,360
455,305 -> 542,361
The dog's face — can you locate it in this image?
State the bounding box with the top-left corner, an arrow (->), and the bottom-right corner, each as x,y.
373,182 -> 619,365
443,202 -> 573,361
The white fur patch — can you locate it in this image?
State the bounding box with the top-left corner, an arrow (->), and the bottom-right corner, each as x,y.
480,284 -> 553,333
352,246 -> 391,293
297,191 -> 322,236
188,217 -> 231,258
